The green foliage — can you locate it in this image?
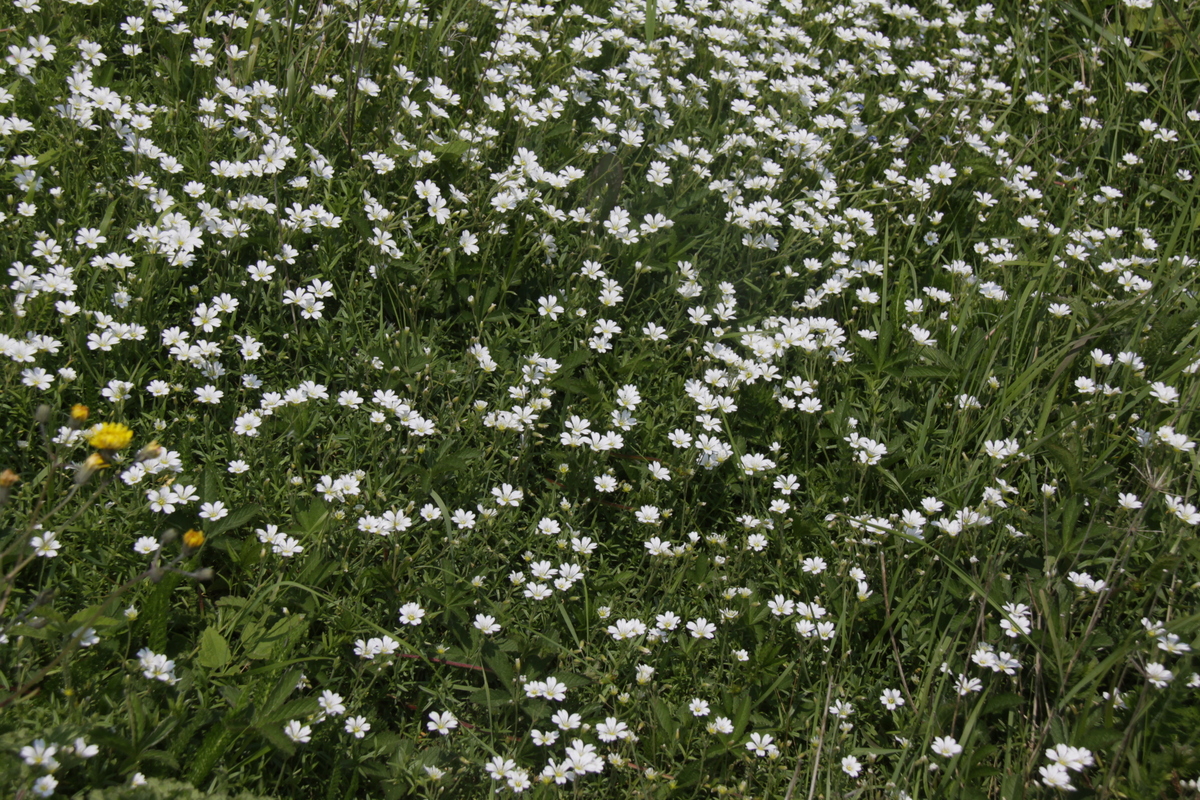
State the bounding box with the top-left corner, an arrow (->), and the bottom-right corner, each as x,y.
86,777 -> 278,800
2,0 -> 1199,797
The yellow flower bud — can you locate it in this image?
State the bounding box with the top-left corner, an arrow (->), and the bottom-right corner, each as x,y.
75,452 -> 109,484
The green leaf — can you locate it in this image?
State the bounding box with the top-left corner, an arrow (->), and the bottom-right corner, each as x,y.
297,500 -> 329,536
243,613 -> 308,660
141,572 -> 183,653
1078,726 -> 1123,750
674,759 -> 703,788
254,695 -> 319,728
468,686 -> 511,708
203,465 -> 220,504
434,140 -> 469,156
982,692 -> 1024,715
730,692 -> 752,739
188,726 -> 236,784
198,627 -> 232,669
650,697 -> 678,744
207,503 -> 261,537
482,646 -> 514,686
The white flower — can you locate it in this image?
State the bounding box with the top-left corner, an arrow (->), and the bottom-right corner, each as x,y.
398,602 -> 426,626
32,776 -> 58,798
707,716 -> 734,735
30,531 -> 62,558
194,384 -> 223,403
234,412 -> 262,436
318,690 -> 346,716
596,717 -> 629,742
1039,763 -> 1073,790
284,720 -> 312,743
21,739 -> 59,769
133,536 -> 160,554
506,770 -> 532,792
635,505 -> 661,524
564,738 -> 605,774
1145,662 -> 1174,688
1117,493 -> 1142,510
687,617 -> 716,639
745,731 -> 777,757
427,710 -> 458,735
531,729 -> 559,746
983,438 -> 1020,461
538,295 -> 564,319
927,162 -> 956,185
73,737 -> 99,758
931,736 -> 963,757
1045,744 -> 1094,772
199,501 -> 228,520
344,716 -> 371,738
491,483 -> 523,506
1148,381 -> 1179,405
551,710 -> 582,730
1158,633 -> 1192,655
273,536 -> 303,557
909,325 -> 937,346
137,648 -> 177,683
485,756 -> 516,780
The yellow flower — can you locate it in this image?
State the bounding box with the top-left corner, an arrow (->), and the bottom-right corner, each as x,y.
86,423 -> 134,451
183,529 -> 206,549
71,404 -> 90,424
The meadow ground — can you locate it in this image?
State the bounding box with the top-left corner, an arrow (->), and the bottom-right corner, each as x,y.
1,0 -> 1199,797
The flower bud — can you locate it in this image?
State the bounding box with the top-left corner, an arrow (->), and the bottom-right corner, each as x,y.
75,453 -> 108,484
183,529 -> 205,550
0,468 -> 17,506
136,441 -> 162,462
70,404 -> 90,426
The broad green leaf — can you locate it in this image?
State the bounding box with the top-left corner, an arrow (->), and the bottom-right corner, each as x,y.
198,627 -> 232,669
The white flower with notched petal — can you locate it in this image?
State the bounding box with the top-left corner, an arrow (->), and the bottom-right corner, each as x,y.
931,736 -> 963,757
427,711 -> 458,735
343,716 -> 371,738
284,720 -> 312,744
398,602 -> 426,626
